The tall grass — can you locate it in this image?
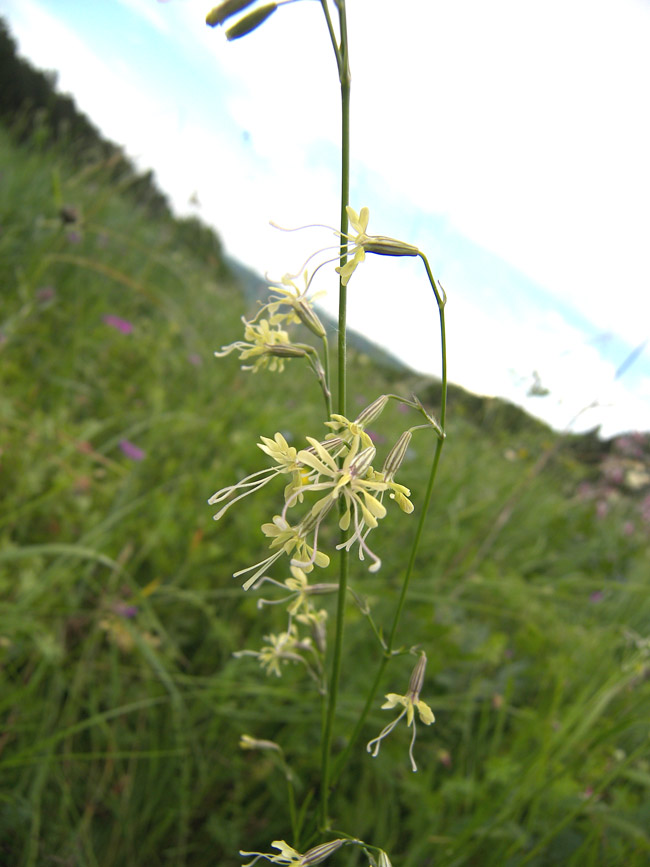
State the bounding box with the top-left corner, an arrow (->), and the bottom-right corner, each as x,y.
1,125 -> 649,865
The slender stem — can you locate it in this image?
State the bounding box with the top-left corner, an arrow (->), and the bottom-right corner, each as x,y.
319,0 -> 342,75
332,253 -> 448,785
321,334 -> 332,417
337,86 -> 350,418
319,0 -> 351,831
287,772 -> 298,846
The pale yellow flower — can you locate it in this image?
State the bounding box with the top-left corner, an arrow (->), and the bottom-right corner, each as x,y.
335,206 -> 419,286
215,317 -> 304,372
234,624 -> 311,678
208,432 -> 303,521
233,513 -> 331,591
367,652 -> 435,772
240,838 -> 347,866
292,435 -> 388,571
260,272 -> 326,339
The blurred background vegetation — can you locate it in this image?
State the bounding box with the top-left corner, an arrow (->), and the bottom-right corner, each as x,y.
1,19 -> 649,866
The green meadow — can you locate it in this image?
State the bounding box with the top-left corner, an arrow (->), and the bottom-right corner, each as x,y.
1,123 -> 650,867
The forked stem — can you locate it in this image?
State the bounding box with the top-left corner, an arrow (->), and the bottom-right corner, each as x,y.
332,253 -> 447,786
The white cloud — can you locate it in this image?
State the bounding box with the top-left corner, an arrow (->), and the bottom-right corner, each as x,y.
3,0 -> 648,435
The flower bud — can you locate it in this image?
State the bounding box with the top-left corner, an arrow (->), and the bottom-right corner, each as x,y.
382,430 -> 412,480
225,3 -> 277,40
266,343 -> 307,358
205,0 -> 257,27
302,839 -> 347,865
350,445 -> 376,478
295,299 -> 326,338
364,236 -> 419,257
354,394 -> 388,427
408,651 -> 428,699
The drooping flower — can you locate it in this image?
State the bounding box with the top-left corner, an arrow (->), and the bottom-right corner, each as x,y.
208,432 -> 304,520
239,838 -> 347,866
255,565 -> 337,617
234,624 -> 313,678
233,512 -> 331,591
215,317 -> 306,372
367,652 -> 435,772
239,734 -> 282,753
252,272 -> 326,339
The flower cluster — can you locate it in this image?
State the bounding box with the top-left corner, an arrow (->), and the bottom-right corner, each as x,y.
208,400 -> 417,590
215,273 -> 327,374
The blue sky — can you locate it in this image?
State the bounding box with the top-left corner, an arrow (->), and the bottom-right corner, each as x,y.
2,0 -> 649,436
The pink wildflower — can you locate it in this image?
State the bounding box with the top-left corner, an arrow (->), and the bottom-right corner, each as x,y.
119,439 -> 146,461
103,315 -> 134,335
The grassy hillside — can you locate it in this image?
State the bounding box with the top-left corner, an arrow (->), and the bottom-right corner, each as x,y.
1,124 -> 650,867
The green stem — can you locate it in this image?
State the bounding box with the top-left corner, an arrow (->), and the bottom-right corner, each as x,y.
332,253 -> 447,785
321,334 -> 332,418
319,0 -> 351,831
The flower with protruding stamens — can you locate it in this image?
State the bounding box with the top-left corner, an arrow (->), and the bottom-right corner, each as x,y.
271,207 -> 419,289
215,317 -> 302,372
239,838 -> 347,866
367,652 -> 435,772
234,624 -> 313,678
208,432 -> 304,520
233,513 -> 331,591
288,435 -> 388,572
255,566 -> 337,617
252,271 -> 327,339
335,206 -> 419,286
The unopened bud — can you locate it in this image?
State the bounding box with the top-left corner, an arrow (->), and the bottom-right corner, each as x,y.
302,839 -> 347,865
408,651 -> 427,699
225,3 -> 277,40
376,851 -> 394,867
350,445 -> 376,478
382,430 -> 412,480
364,236 -> 419,257
354,394 -> 388,427
295,300 -> 326,338
266,343 -> 307,358
206,0 -> 257,27
311,616 -> 327,655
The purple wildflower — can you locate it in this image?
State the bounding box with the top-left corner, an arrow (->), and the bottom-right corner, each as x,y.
103,315 -> 134,335
119,439 -> 146,461
188,353 -> 202,366
113,602 -> 139,618
590,590 -> 604,603
102,313 -> 133,334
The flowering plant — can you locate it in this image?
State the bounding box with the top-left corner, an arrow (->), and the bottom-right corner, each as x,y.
205,1 -> 448,862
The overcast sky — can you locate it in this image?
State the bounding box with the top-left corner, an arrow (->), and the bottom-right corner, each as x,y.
2,0 -> 649,436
